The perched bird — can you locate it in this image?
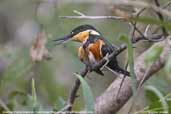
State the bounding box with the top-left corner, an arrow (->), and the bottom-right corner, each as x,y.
54,24 -> 130,76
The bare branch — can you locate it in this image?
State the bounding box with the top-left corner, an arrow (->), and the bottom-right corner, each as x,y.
60,10 -> 127,21
144,25 -> 150,37
61,67 -> 89,112
59,15 -> 126,20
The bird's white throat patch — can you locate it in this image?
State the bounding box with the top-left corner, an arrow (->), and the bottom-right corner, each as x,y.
87,29 -> 100,36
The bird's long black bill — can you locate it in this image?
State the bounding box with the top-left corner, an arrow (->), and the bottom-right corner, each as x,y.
53,34 -> 72,45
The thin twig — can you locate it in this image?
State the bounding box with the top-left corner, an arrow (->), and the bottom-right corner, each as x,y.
154,0 -> 168,36
62,67 -> 89,112
116,62 -> 129,99
60,10 -> 127,21
130,8 -> 146,42
129,8 -> 164,43
59,15 -> 126,20
144,25 -> 151,37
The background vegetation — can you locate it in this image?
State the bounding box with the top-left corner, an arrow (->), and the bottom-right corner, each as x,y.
0,0 -> 171,114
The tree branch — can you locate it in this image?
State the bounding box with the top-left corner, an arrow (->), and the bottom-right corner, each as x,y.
95,36 -> 171,114
59,67 -> 89,112
59,15 -> 126,20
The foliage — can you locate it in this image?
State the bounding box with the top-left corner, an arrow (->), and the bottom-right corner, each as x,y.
143,85 -> 171,114
119,35 -> 137,94
75,73 -> 95,114
0,0 -> 171,114
144,45 -> 163,65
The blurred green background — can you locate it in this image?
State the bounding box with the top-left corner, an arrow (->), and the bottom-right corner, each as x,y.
0,0 -> 171,114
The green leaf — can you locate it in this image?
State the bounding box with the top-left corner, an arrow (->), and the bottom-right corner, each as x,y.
134,16 -> 171,30
119,35 -> 137,94
32,78 -> 37,104
53,97 -> 66,111
31,78 -> 39,114
167,96 -> 171,114
164,54 -> 171,76
145,85 -> 168,113
58,97 -> 65,107
75,73 -> 94,113
144,45 -> 163,64
1,48 -> 32,86
8,90 -> 28,108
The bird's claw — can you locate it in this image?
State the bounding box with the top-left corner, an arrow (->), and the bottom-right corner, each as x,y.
100,53 -> 110,70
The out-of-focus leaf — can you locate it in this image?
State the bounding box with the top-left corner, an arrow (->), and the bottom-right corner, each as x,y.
75,73 -> 94,113
32,78 -> 37,105
144,45 -> 163,64
37,2 -> 56,26
58,97 -> 65,107
7,90 -> 28,110
31,78 -> 39,114
134,17 -> 171,30
165,92 -> 171,114
8,90 -> 28,106
145,85 -> 168,113
1,48 -> 32,86
8,90 -> 26,100
164,54 -> 171,77
53,97 -> 66,111
167,96 -> 171,113
119,35 -> 137,94
147,75 -> 170,94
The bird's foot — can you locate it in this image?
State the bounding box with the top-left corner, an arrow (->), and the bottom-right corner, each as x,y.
100,53 -> 110,70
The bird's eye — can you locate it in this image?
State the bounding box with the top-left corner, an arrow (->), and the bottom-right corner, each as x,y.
71,32 -> 74,34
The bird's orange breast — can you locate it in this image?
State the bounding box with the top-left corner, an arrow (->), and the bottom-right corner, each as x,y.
78,39 -> 104,61
88,39 -> 105,61
78,39 -> 105,65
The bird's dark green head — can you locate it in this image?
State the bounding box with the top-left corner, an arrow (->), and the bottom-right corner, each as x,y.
54,24 -> 101,45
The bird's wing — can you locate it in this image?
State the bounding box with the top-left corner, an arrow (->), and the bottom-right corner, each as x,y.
101,42 -> 114,57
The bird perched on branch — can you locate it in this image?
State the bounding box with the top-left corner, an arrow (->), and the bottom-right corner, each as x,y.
54,24 -> 129,76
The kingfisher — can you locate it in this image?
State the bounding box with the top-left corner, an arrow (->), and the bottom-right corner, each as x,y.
54,24 -> 130,76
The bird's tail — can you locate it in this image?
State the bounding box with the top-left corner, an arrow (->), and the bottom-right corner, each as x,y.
107,59 -> 130,76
